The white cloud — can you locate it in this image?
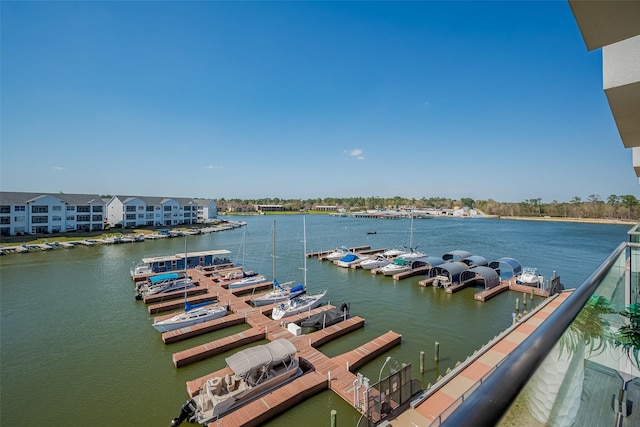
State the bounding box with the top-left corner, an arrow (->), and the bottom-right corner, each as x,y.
206,165 -> 223,171
53,166 -> 64,170
344,149 -> 365,160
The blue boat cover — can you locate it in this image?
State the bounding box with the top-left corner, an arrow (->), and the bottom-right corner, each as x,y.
149,272 -> 179,283
185,300 -> 214,311
339,254 -> 358,262
290,284 -> 305,293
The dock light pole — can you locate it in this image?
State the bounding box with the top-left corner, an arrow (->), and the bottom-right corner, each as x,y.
377,356 -> 392,416
378,356 -> 392,384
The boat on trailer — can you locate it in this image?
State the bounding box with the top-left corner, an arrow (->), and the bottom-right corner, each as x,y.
170,338 -> 302,426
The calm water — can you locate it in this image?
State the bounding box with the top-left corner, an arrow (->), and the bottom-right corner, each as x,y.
0,216 -> 630,426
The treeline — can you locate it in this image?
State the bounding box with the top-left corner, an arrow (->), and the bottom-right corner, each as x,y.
218,194 -> 640,220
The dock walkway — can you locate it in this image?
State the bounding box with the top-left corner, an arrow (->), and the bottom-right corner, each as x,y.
155,267 -> 403,426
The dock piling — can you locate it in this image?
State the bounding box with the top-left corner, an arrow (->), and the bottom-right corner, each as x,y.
420,351 -> 425,373
331,409 -> 337,427
434,342 -> 440,362
515,298 -> 520,311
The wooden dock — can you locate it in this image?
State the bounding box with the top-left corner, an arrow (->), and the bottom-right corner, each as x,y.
166,266 -> 403,426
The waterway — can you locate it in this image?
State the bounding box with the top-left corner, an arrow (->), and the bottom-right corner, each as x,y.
0,215 -> 631,426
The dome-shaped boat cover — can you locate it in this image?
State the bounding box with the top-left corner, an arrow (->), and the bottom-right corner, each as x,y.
225,339 -> 297,378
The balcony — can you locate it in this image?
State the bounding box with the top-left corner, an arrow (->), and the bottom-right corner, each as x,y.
439,224 -> 640,427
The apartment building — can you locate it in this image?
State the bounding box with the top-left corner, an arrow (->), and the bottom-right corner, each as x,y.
0,192 -> 105,236
105,195 -> 217,228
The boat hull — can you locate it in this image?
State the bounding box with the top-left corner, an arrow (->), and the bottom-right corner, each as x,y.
152,307 -> 227,333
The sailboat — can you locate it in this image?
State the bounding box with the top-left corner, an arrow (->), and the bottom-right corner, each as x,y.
378,215 -> 427,275
152,238 -> 228,332
250,220 -> 306,307
227,224 -> 267,289
272,217 -> 327,321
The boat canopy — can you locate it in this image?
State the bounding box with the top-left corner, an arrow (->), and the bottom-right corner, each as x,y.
461,255 -> 489,267
290,284 -> 305,293
488,257 -> 522,278
460,266 -> 500,290
442,250 -> 473,262
339,254 -> 358,263
149,272 -> 181,283
226,339 -> 297,378
428,261 -> 469,281
423,256 -> 445,267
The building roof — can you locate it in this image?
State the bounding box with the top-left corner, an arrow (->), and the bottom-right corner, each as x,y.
0,191 -> 104,205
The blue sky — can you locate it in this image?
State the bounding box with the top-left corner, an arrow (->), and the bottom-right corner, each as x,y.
1,1 -> 637,203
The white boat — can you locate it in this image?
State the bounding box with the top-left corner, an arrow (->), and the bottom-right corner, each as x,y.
379,255 -> 428,276
382,245 -> 409,258
227,274 -> 268,289
251,281 -> 306,306
335,253 -> 364,268
271,289 -> 327,320
170,339 -> 303,426
516,267 -> 544,287
325,246 -> 351,261
250,220 -> 306,306
359,253 -> 392,270
152,301 -> 228,333
271,217 -> 327,320
135,272 -> 196,300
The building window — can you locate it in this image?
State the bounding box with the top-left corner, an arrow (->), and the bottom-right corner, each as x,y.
93,215 -> 103,221
137,214 -> 144,219
164,206 -> 172,212
13,216 -> 25,222
0,206 -> 10,213
31,206 -> 48,213
32,216 -> 48,223
0,217 -> 9,224
66,215 -> 75,221
126,214 -> 136,220
92,206 -> 103,212
77,215 -> 90,222
66,205 -> 75,211
146,206 -> 154,212
52,226 -> 61,232
52,216 -> 62,221
52,205 -> 62,211
15,205 -> 26,211
77,206 -> 90,213
126,206 -> 136,212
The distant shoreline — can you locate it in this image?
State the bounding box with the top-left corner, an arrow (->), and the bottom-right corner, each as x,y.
495,216 -> 638,226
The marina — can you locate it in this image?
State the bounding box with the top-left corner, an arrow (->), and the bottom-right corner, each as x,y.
0,215 -> 632,426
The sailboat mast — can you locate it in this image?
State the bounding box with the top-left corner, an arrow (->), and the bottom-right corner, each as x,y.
303,217 -> 307,286
272,220 -> 276,280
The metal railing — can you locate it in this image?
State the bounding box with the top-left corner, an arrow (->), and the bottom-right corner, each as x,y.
441,241 -> 639,427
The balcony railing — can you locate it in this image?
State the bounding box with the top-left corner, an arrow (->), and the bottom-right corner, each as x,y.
441,240 -> 640,427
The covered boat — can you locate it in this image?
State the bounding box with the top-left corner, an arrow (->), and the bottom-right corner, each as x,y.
170,339 -> 302,426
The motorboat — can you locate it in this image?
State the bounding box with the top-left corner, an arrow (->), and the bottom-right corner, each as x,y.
335,253 -> 364,268
271,289 -> 327,320
135,272 -> 196,300
170,339 -> 303,426
379,255 -> 428,276
250,280 -> 306,307
152,301 -> 228,333
382,246 -> 409,258
300,302 -> 350,329
325,246 -> 351,261
359,253 -> 392,270
516,267 -> 544,287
